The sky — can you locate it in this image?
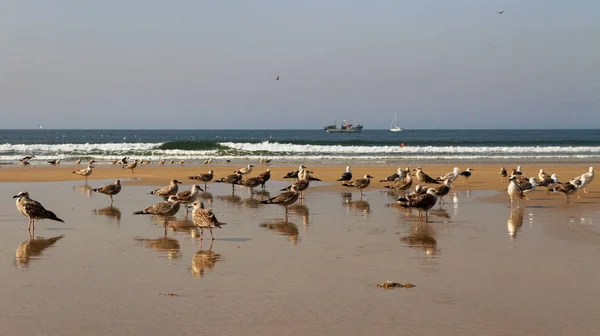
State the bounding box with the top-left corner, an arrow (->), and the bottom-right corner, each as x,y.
1,0 -> 599,129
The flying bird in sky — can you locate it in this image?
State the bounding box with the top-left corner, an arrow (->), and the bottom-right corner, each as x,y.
497,11 -> 505,14
276,76 -> 280,80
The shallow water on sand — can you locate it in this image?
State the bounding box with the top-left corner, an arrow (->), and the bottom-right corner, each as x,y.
1,180 -> 600,335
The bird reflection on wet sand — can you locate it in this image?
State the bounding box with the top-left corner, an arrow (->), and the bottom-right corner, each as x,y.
216,194 -> 242,206
74,184 -> 92,197
400,222 -> 439,256
135,231 -> 181,260
260,219 -> 300,245
507,207 -> 524,241
15,235 -> 65,268
190,241 -> 223,278
93,205 -> 122,225
344,200 -> 371,216
168,217 -> 198,237
288,204 -> 310,227
199,192 -> 214,204
243,196 -> 262,208
253,189 -> 271,199
429,208 -> 451,222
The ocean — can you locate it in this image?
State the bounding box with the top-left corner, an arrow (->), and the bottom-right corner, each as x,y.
1,129 -> 599,165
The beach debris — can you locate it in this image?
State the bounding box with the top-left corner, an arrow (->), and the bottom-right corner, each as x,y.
376,281 -> 416,289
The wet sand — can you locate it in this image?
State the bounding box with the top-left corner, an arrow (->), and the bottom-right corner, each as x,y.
1,165 -> 600,335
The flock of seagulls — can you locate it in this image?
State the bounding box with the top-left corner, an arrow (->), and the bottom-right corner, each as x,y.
505,166 -> 595,206
17,156 -> 273,167
11,162 -> 596,239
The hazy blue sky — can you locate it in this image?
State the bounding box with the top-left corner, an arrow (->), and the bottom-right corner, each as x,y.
1,0 -> 599,129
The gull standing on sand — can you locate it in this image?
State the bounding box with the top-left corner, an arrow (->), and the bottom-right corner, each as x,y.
215,172 -> 243,193
19,155 -> 35,163
437,167 -> 460,183
237,164 -> 254,179
258,169 -> 271,188
384,172 -> 413,196
537,173 -> 559,194
337,166 -> 353,184
552,179 -> 580,203
499,167 -> 508,182
397,188 -> 438,222
414,167 -> 440,184
72,165 -> 93,182
239,176 -> 264,194
75,158 -> 81,165
150,179 -> 182,198
261,185 -> 300,219
92,180 -> 122,205
48,159 -> 61,165
283,165 -> 306,181
191,201 -> 226,240
189,170 -> 214,190
379,168 -> 403,182
459,168 -> 474,183
519,177 -> 537,200
342,174 -> 373,200
507,176 -> 524,207
13,191 -> 64,232
281,169 -> 312,199
133,195 -> 181,217
432,179 -> 452,205
123,160 -> 138,173
176,184 -> 204,213
574,167 -> 594,194
538,169 -> 548,181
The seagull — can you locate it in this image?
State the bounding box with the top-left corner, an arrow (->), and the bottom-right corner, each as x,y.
123,160 -> 138,173
552,179 -> 579,203
499,167 -> 508,182
379,168 -> 403,182
190,201 -> 226,240
175,184 -> 204,213
92,180 -> 122,205
432,179 -> 452,205
280,169 -> 312,199
538,169 -> 548,181
507,175 -> 524,207
258,169 -> 271,188
459,168 -> 474,183
497,10 -> 505,14
72,165 -> 93,182
384,172 -> 413,196
283,165 -> 306,181
342,174 -> 373,200
276,76 -> 280,80
518,177 -> 537,200
204,158 -> 212,165
260,185 -> 300,220
188,170 -> 214,190
19,155 -> 35,162
14,191 -> 64,232
574,166 -> 594,194
514,166 -> 523,176
75,158 -> 82,165
536,173 -> 560,195
238,177 -> 264,194
47,159 -> 61,165
414,167 -> 440,184
215,172 -> 243,193
237,164 -> 254,179
150,179 -> 182,198
133,195 -> 181,217
437,167 -> 460,183
337,166 -> 352,183
397,188 -> 438,222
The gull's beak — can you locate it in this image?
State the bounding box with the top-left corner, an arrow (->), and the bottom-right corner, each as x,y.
12,195 -> 19,198
199,187 -> 205,192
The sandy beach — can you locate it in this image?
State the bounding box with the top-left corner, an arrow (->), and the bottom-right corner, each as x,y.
1,163 -> 600,335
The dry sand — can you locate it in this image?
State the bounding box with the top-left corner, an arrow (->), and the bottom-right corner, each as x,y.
1,163 -> 600,335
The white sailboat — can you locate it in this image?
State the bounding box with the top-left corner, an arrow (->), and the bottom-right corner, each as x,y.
390,112 -> 404,132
